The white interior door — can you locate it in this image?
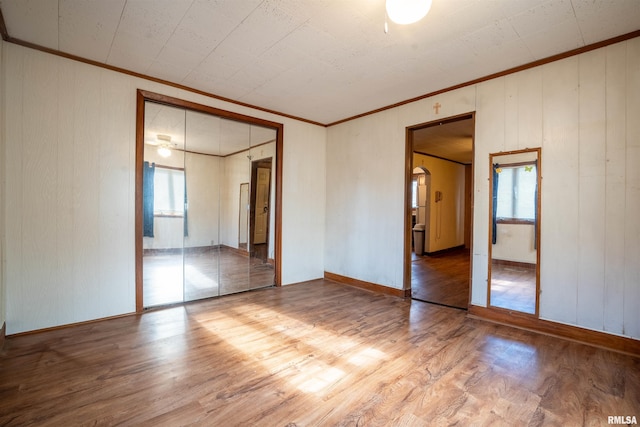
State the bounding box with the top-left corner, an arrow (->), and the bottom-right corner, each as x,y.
253,167 -> 270,244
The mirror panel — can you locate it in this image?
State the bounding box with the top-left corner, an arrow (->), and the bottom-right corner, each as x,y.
488,148 -> 541,315
183,110 -> 222,301
218,118 -> 252,295
142,102 -> 187,307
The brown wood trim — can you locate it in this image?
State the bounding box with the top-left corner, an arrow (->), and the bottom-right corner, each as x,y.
6,312 -> 138,338
328,30 -> 640,127
2,36 -> 324,127
468,305 -> 640,358
0,321 -> 5,350
403,127 -> 413,292
0,8 -> 8,41
325,272 -> 410,298
274,127 -> 283,287
135,91 -> 145,312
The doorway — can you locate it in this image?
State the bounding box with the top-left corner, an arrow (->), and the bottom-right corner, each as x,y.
250,158 -> 272,264
405,113 -> 474,310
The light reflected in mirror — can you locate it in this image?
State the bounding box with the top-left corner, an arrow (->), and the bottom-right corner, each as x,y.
488,148 -> 541,315
141,99 -> 277,308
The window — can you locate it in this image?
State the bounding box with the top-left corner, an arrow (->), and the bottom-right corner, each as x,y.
154,167 -> 185,216
495,163 -> 536,222
412,179 -> 418,208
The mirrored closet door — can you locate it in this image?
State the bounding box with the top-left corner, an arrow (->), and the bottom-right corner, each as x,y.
138,92 -> 280,309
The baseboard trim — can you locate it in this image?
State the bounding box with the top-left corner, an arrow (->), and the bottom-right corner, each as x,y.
324,272 -> 410,298
0,322 -> 5,350
468,305 -> 640,358
6,312 -> 137,338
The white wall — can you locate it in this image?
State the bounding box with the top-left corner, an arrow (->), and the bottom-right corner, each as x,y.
2,42 -> 326,334
326,37 -> 640,340
492,224 -> 536,264
413,153 -> 466,253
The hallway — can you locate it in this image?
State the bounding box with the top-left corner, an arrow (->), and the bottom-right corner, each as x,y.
411,247 -> 470,309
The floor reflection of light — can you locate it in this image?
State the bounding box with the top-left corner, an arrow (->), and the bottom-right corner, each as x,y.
194,305 -> 386,395
145,264 -> 184,306
483,335 -> 539,378
294,366 -> 345,394
347,347 -> 386,366
184,265 -> 217,290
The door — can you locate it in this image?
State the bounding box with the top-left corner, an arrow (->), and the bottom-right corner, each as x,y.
253,167 -> 271,244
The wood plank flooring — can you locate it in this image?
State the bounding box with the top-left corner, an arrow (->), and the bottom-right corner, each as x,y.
1,280 -> 639,426
144,246 -> 274,307
411,248 -> 470,309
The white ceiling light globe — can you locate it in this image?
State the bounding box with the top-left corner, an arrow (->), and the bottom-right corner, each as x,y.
386,0 -> 432,25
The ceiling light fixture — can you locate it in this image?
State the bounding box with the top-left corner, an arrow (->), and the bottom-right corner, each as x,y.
157,134 -> 172,158
385,0 -> 432,25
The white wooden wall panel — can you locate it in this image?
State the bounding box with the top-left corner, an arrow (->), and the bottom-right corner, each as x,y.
471,79 -> 506,305
516,68 -> 543,150
576,49 -> 606,330
539,57 -> 580,324
98,70 -> 136,316
56,56 -> 77,319
22,51 -> 62,329
503,74 -> 520,152
4,44 -> 23,332
603,42 -> 628,335
279,120 -> 326,285
624,39 -> 640,339
72,62 -> 102,323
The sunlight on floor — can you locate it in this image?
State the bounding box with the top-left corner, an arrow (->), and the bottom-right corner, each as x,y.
194,304 -> 387,396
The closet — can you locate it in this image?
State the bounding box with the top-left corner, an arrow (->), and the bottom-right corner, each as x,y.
136,92 -> 280,308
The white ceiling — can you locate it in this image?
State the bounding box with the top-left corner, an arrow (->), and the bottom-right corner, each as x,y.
1,0 -> 639,125
413,117 -> 474,164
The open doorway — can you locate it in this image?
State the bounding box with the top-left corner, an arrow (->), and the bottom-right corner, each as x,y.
250,158 -> 272,264
405,113 -> 474,309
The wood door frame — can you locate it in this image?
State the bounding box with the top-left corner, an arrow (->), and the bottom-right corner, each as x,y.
403,112 -> 476,306
135,90 -> 284,312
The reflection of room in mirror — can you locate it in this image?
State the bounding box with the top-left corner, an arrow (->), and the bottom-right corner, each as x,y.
488,148 -> 540,315
141,99 -> 277,308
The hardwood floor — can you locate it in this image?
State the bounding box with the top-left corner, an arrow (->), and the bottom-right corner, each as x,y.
144,246 -> 274,307
2,280 -> 638,426
411,247 -> 470,309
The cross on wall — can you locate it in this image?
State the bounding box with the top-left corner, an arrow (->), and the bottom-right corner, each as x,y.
433,102 -> 441,114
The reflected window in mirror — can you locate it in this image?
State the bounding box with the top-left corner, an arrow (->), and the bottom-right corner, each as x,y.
489,148 -> 541,316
